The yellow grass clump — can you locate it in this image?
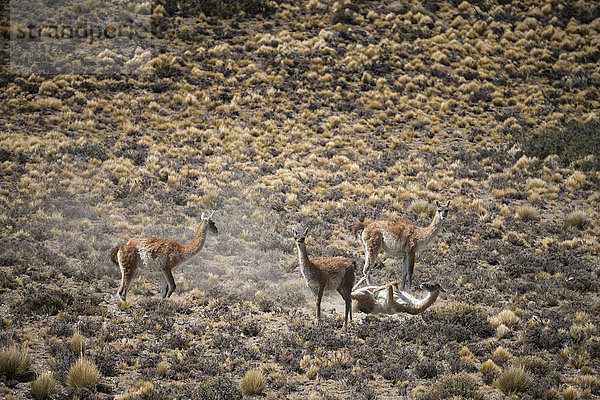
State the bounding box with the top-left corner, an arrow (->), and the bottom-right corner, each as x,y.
66,357 -> 101,388
240,369 -> 266,396
0,345 -> 32,379
489,309 -> 521,330
494,364 -> 531,394
31,371 -> 58,400
516,205 -> 540,221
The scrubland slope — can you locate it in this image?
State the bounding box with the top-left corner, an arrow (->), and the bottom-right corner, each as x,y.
1,0 -> 599,398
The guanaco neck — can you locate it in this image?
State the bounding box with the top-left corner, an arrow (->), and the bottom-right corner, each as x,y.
420,212 -> 444,244
414,290 -> 440,311
396,290 -> 440,314
182,220 -> 209,259
295,241 -> 312,272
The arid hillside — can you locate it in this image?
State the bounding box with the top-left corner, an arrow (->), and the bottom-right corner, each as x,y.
1,0 -> 599,398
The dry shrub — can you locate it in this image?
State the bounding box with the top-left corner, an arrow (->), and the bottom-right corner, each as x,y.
433,373 -> 482,399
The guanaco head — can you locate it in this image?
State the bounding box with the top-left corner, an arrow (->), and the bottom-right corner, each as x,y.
435,200 -> 450,220
201,211 -> 219,235
419,281 -> 446,292
292,227 -> 309,244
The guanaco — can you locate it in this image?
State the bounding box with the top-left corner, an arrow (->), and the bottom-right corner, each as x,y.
352,281 -> 446,315
293,228 -> 355,327
352,200 -> 450,291
110,212 -> 218,301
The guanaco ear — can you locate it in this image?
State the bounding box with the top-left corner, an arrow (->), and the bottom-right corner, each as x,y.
292,228 -> 298,237
435,200 -> 441,207
209,211 -> 215,219
445,200 -> 450,207
303,227 -> 309,237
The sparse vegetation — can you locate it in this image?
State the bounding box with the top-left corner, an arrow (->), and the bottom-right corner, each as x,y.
2,0 -> 600,397
520,120 -> 600,171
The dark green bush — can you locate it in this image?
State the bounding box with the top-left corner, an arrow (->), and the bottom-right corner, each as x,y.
197,375 -> 242,400
520,120 -> 600,171
433,373 -> 482,399
156,0 -> 275,18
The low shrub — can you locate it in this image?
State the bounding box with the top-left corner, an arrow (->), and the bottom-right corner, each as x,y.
519,119 -> 600,171
523,324 -> 568,350
156,0 -> 275,18
197,375 -> 242,400
414,358 -> 439,379
433,373 -> 482,399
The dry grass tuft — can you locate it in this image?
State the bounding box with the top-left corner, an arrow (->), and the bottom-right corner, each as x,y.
31,371 -> 58,400
69,331 -> 86,357
562,386 -> 581,400
489,309 -> 521,330
565,210 -> 588,229
516,205 -> 540,221
0,345 -> 32,379
66,357 -> 101,388
494,364 -> 531,394
433,373 -> 482,399
156,360 -> 168,377
240,369 -> 266,396
410,199 -> 435,217
492,347 -> 512,363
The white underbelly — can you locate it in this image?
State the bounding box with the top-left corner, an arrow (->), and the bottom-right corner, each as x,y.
381,231 -> 406,256
302,269 -> 344,292
137,247 -> 165,270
